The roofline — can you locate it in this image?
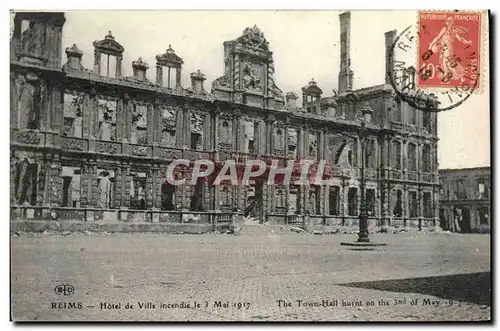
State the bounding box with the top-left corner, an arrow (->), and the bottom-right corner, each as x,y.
438,166 -> 491,172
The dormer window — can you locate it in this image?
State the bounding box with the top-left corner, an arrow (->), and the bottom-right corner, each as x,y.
93,31 -> 124,78
155,45 -> 184,89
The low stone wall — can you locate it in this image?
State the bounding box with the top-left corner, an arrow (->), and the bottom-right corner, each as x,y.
10,206 -> 237,234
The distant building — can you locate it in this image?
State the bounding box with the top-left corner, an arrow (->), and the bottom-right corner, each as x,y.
10,12 -> 439,231
439,167 -> 490,233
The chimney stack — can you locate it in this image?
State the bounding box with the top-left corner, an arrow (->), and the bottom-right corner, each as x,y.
338,11 -> 354,93
64,44 -> 84,71
285,92 -> 298,109
385,30 -> 397,85
190,69 -> 206,93
132,57 -> 149,81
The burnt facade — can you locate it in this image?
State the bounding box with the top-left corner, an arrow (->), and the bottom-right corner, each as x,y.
439,167 -> 491,233
10,12 -> 440,231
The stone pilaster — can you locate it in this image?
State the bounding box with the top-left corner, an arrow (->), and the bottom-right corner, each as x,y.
49,155 -> 63,207
116,98 -> 124,141
147,103 -> 154,144
116,55 -> 123,78
232,110 -> 240,151
82,94 -> 91,139
153,101 -> 162,143
175,107 -> 184,148
114,167 -> 122,208
89,163 -> 98,207
146,169 -> 154,209
35,153 -> 46,206
319,129 -> 325,161
122,166 -> 131,208
402,184 -> 408,226
90,91 -> 98,139
183,107 -> 191,148
38,79 -> 48,131
203,115 -> 211,150
297,127 -> 304,159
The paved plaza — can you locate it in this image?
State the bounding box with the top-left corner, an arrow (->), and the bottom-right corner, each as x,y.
11,230 -> 491,321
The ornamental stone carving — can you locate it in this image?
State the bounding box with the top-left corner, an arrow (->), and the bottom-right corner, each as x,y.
16,131 -> 40,145
96,142 -> 118,154
62,138 -> 85,151
130,145 -> 150,156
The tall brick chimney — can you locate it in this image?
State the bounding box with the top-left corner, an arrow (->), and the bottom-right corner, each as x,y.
385,30 -> 397,85
338,11 -> 354,93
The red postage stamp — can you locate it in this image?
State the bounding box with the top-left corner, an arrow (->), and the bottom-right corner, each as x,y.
417,11 -> 481,89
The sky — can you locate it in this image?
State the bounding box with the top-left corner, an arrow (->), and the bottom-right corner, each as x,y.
47,10 -> 490,169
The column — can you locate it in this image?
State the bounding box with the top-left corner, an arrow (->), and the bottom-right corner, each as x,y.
402,185 -> 408,226
116,98 -> 124,141
35,153 -> 46,206
93,51 -> 100,74
147,103 -> 154,144
154,101 -> 162,143
122,166 -> 131,208
10,157 -> 17,205
116,55 -> 123,78
115,167 -> 122,208
146,169 -> 154,209
297,127 -> 304,159
10,73 -> 18,129
183,107 -> 191,148
51,84 -> 64,134
203,114 -> 211,150
155,66 -> 162,85
38,79 -> 49,131
238,116 -> 246,152
90,92 -> 99,139
175,107 -> 184,148
284,125 -> 289,157
176,67 -> 182,89
89,163 -> 98,207
433,186 -> 440,228
232,111 -> 239,151
49,155 -> 63,207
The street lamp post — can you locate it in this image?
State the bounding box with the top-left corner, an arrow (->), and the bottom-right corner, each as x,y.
357,103 -> 372,243
340,99 -> 386,248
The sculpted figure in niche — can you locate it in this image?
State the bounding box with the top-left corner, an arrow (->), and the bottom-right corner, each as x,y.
309,191 -> 317,215
98,171 -> 111,208
242,63 -> 261,92
21,21 -> 37,53
335,141 -> 353,167
16,76 -> 39,130
98,100 -> 116,141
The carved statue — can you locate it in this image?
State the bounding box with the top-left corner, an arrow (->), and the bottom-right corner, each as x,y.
98,172 -> 111,208
309,192 -> 317,214
238,25 -> 269,51
242,63 -> 261,92
190,113 -> 204,134
16,76 -> 39,130
21,21 -> 37,54
15,158 -> 36,205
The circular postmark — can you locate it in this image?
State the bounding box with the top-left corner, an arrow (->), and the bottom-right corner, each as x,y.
388,25 -> 480,112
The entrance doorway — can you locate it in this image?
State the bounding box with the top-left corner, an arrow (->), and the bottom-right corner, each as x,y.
461,207 -> 472,233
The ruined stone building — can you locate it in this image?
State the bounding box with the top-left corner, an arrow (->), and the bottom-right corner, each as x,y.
10,11 -> 440,231
439,167 -> 490,233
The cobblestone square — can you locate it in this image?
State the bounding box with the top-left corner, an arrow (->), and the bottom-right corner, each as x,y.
11,231 -> 491,321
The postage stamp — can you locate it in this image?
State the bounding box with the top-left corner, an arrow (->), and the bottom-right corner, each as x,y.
417,11 -> 482,90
